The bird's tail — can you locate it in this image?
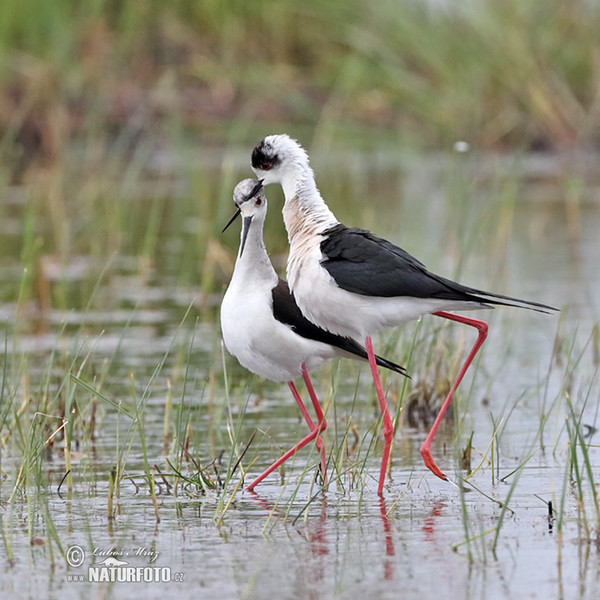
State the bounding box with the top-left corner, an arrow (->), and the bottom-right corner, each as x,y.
375,354 -> 410,378
463,288 -> 558,314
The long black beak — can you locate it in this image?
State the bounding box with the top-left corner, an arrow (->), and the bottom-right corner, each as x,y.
249,178 -> 264,197
239,216 -> 253,258
221,208 -> 241,233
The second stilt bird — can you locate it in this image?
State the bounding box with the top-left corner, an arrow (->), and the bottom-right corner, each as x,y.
251,134 -> 558,494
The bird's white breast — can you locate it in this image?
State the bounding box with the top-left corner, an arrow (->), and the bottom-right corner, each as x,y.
221,275 -> 341,382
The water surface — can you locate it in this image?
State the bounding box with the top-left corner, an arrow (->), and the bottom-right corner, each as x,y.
1,149 -> 598,599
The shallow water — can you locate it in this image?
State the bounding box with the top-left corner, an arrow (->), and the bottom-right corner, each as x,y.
1,149 -> 599,599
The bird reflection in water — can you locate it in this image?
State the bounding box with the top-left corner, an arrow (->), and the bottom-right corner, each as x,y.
248,491 -> 397,583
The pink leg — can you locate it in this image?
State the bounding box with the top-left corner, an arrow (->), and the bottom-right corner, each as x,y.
245,375 -> 327,492
420,311 -> 488,480
365,336 -> 393,496
301,365 -> 328,483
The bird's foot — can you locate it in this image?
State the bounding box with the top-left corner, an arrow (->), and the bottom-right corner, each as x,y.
420,445 -> 448,481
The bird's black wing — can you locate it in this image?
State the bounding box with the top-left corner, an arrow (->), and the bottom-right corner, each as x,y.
271,279 -> 408,376
320,224 -> 557,312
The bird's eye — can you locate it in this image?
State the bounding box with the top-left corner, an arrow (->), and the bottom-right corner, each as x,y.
263,162 -> 272,170
255,198 -> 262,206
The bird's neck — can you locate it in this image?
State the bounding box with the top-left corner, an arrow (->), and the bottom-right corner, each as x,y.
281,169 -> 338,244
231,219 -> 277,287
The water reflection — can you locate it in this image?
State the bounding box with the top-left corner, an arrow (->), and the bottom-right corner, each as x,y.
247,491 -> 397,586
379,497 -> 395,581
422,501 -> 445,543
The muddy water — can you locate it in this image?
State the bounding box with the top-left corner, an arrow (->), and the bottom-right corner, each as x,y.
1,150 -> 599,599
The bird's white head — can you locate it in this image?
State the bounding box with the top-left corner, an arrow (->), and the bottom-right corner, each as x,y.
232,178 -> 267,219
224,179 -> 267,258
251,134 -> 313,197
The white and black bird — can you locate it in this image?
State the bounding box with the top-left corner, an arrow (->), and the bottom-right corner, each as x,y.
251,134 -> 558,494
220,178 -> 407,491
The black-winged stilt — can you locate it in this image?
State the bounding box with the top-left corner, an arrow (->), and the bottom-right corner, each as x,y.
220,179 -> 407,491
251,134 -> 558,494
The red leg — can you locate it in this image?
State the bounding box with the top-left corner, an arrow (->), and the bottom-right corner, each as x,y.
288,381 -> 319,440
365,336 -> 393,496
245,377 -> 327,492
420,311 -> 488,480
301,364 -> 328,483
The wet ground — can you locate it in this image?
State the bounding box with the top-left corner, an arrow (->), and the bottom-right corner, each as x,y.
1,149 -> 599,599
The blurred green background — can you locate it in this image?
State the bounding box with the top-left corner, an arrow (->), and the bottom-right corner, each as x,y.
1,0 -> 597,319
2,0 -> 598,171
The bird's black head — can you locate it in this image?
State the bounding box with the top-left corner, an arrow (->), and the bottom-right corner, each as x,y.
251,139 -> 281,172
251,134 -> 310,187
